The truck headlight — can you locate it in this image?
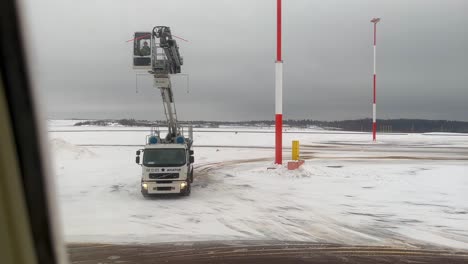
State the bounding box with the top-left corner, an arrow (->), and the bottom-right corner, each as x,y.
180,181 -> 187,189
142,183 -> 148,189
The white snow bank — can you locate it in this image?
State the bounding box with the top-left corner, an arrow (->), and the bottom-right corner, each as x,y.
50,138 -> 96,159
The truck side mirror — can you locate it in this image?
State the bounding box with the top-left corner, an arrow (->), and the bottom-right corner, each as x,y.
136,150 -> 141,155
136,156 -> 140,164
189,150 -> 194,155
189,156 -> 194,164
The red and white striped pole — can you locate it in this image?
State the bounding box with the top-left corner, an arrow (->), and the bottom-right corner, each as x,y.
275,0 -> 283,164
371,18 -> 380,142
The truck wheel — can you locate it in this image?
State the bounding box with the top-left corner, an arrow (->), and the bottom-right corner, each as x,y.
180,182 -> 191,196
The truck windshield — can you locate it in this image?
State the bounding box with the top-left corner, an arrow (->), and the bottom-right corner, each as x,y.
143,149 -> 186,167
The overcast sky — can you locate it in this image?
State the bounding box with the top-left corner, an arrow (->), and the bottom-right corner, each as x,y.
21,0 -> 468,121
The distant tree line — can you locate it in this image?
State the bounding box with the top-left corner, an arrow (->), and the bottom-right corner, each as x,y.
74,118 -> 468,133
74,119 -> 163,127
297,118 -> 468,133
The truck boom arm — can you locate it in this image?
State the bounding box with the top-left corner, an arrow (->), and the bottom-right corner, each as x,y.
132,26 -> 190,144
153,26 -> 183,74
151,26 -> 184,142
159,81 -> 178,140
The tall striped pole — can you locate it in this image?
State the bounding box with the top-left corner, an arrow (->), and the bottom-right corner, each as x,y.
275,0 -> 283,164
371,18 -> 380,142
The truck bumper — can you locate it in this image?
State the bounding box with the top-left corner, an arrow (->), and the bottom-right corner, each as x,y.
142,181 -> 186,194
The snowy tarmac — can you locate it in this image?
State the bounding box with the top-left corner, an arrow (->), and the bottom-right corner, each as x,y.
48,120 -> 468,249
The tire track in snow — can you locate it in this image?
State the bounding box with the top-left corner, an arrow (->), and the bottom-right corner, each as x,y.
191,156 -> 386,245
77,143 -> 468,160
191,155 -> 454,248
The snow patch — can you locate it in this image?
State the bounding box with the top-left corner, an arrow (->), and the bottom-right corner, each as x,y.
50,138 -> 95,159
260,163 -> 314,178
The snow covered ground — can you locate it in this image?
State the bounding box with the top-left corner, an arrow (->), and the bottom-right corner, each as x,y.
48,120 -> 468,249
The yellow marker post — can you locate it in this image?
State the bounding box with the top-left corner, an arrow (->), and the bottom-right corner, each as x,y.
292,140 -> 300,161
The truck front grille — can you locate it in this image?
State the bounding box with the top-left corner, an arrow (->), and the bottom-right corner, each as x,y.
156,187 -> 173,191
149,173 -> 179,179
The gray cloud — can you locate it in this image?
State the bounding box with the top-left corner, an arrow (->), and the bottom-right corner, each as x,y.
21,0 -> 468,121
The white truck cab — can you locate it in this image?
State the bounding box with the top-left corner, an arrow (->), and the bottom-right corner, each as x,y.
136,142 -> 194,196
